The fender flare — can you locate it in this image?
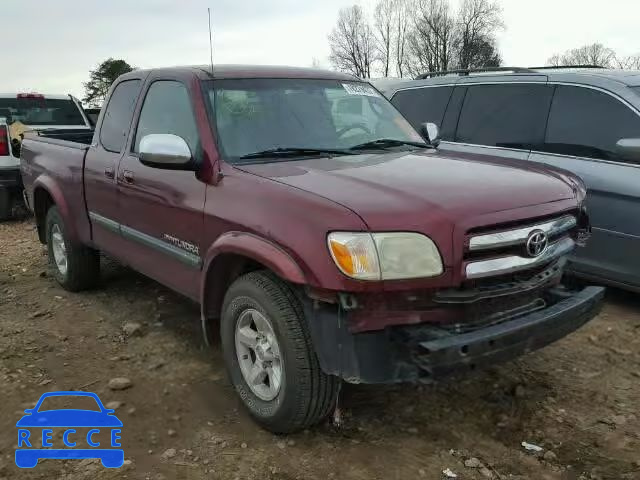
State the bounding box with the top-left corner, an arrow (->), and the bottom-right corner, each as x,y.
32,175 -> 79,244
199,231 -> 308,345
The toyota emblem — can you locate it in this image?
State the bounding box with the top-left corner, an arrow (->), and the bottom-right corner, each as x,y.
526,230 -> 548,258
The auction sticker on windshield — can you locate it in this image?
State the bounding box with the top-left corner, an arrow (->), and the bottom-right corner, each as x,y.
15,391 -> 124,469
342,83 -> 380,97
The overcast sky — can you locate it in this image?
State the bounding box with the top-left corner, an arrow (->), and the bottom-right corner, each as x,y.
2,0 -> 638,99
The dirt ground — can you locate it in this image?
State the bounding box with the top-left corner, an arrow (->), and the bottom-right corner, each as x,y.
0,217 -> 638,480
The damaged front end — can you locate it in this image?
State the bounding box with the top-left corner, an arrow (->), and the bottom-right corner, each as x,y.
303,208 -> 602,385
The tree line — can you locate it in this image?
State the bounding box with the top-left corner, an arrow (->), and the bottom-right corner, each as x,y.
81,15 -> 640,106
547,43 -> 640,70
328,0 -> 503,79
328,0 -> 640,79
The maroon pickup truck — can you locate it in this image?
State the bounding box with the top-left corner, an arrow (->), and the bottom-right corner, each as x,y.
20,65 -> 603,433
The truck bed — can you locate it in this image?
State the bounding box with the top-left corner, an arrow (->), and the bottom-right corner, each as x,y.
31,128 -> 94,145
20,130 -> 93,245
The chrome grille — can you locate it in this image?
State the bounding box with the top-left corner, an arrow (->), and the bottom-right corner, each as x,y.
469,215 -> 576,251
465,215 -> 576,280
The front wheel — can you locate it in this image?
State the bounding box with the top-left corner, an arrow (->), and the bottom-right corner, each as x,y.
221,271 -> 339,433
46,206 -> 100,291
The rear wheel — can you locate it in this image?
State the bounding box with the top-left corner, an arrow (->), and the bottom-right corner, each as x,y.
46,206 -> 100,291
0,188 -> 11,221
221,271 -> 339,433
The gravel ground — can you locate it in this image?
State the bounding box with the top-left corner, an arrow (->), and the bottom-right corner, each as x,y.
0,218 -> 638,480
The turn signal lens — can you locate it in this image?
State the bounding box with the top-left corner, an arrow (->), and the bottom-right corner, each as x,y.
327,232 -> 380,280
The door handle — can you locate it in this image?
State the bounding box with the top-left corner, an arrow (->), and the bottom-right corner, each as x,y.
104,167 -> 115,179
122,170 -> 135,185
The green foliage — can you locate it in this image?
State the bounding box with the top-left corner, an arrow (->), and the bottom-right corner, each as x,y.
82,58 -> 133,108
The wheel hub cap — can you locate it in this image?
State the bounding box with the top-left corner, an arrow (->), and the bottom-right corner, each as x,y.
235,309 -> 283,401
51,224 -> 68,276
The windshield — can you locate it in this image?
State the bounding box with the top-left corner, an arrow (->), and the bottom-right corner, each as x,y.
206,78 -> 424,162
0,97 -> 86,126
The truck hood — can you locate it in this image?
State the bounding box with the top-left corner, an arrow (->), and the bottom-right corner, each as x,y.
235,149 -> 578,230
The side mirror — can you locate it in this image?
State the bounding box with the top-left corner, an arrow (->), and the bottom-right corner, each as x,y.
615,138 -> 640,162
24,409 -> 33,414
139,134 -> 194,170
421,122 -> 441,148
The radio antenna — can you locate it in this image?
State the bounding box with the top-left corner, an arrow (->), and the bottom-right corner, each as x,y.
208,8 -> 214,76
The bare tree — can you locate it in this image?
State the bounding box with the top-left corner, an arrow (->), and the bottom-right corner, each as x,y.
374,0 -> 394,76
455,0 -> 503,69
614,54 -> 640,70
546,54 -> 563,67
406,0 -> 456,76
546,43 -> 616,68
329,0 -> 504,78
329,5 -> 376,78
394,0 -> 412,77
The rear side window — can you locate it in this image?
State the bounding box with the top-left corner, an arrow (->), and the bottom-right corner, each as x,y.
100,80 -> 142,153
133,81 -> 199,153
542,85 -> 640,161
391,86 -> 453,131
456,84 -> 553,149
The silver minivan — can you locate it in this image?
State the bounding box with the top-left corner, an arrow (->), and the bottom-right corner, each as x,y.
375,67 -> 640,292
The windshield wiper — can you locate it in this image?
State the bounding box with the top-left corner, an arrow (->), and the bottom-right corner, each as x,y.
239,147 -> 355,160
349,138 -> 430,151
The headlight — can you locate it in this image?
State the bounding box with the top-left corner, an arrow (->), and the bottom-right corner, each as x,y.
327,232 -> 443,280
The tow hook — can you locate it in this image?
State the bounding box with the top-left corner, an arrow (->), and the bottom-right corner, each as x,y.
338,293 -> 358,311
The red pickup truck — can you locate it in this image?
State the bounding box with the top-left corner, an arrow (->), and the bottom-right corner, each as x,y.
20,65 -> 603,433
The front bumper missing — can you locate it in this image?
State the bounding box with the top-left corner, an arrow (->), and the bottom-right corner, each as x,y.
305,286 -> 604,384
412,286 -> 603,379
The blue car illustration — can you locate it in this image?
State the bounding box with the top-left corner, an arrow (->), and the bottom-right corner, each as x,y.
16,391 -> 123,468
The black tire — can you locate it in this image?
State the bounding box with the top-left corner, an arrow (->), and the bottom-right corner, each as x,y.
221,270 -> 339,433
0,188 -> 11,221
46,206 -> 100,291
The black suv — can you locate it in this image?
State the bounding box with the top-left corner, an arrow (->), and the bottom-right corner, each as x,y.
374,66 -> 640,293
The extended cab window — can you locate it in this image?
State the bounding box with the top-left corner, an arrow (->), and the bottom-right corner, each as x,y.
133,81 -> 199,153
100,80 -> 141,153
455,84 -> 553,150
541,85 -> 640,162
390,86 -> 454,131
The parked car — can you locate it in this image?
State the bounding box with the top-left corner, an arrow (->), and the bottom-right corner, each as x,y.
374,66 -> 640,292
0,93 -> 91,220
20,65 -> 603,433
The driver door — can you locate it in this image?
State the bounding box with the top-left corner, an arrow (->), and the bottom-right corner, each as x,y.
116,79 -> 206,300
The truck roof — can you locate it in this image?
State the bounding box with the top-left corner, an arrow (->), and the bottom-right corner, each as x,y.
0,93 -> 74,100
119,65 -> 360,82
